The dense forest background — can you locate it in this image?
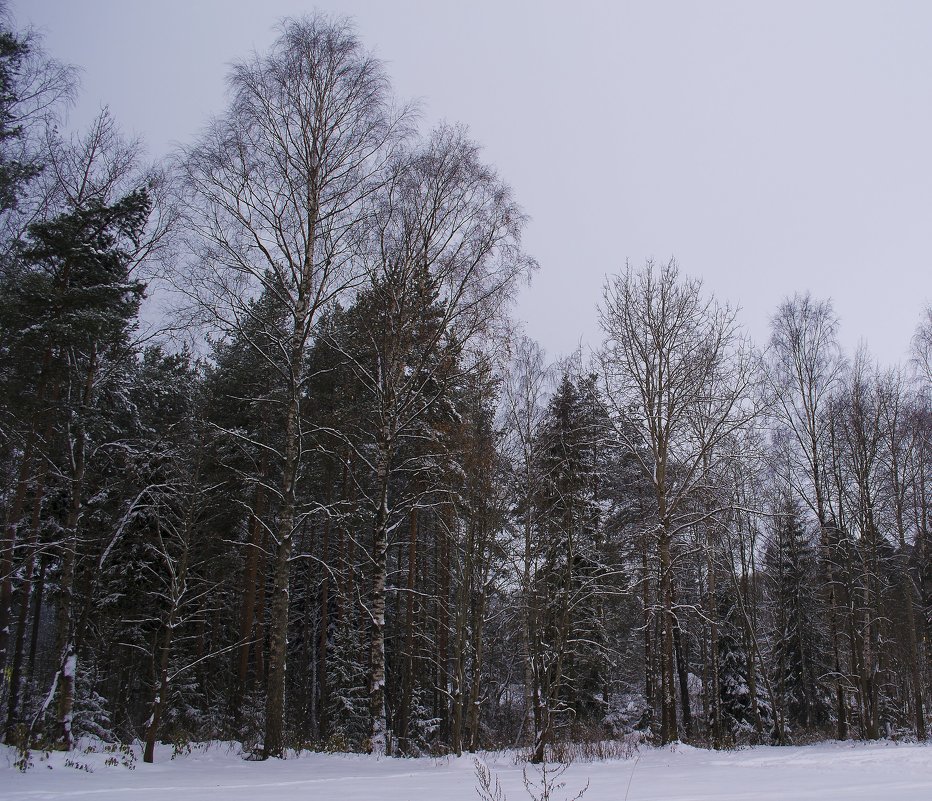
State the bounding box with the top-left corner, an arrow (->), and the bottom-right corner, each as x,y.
0,8 -> 929,763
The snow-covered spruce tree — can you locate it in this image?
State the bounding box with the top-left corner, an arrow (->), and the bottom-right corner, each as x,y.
525,370 -> 614,762
325,621 -> 369,751
46,345 -> 234,758
404,685 -> 441,754
70,657 -> 115,743
717,582 -> 772,742
136,365 -> 226,763
764,495 -> 830,734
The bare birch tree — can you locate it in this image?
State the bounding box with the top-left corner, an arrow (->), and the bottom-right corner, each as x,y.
178,15 -> 410,758
767,292 -> 849,738
599,258 -> 758,744
500,336 -> 552,747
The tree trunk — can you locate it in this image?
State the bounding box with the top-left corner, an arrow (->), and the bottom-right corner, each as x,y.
27,555 -> 48,680
144,535 -> 190,764
522,498 -> 538,746
672,608 -> 692,739
5,465 -> 49,734
262,502 -> 294,758
235,476 -> 267,716
659,520 -> 678,744
57,348 -> 97,751
368,441 -> 391,755
263,308 -> 311,758
255,526 -> 268,688
317,516 -> 330,741
0,438 -> 35,679
642,533 -> 655,728
263,182 -> 320,754
0,350 -> 53,680
450,519 -> 470,756
466,526 -> 490,752
436,510 -> 451,743
398,508 -> 418,753
706,530 -> 723,747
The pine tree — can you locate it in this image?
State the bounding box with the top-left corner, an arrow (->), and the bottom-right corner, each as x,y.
0,188 -> 149,748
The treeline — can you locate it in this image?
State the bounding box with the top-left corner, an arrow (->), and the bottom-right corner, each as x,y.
0,10 -> 929,763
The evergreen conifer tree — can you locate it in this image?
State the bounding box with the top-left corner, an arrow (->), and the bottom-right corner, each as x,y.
766,495 -> 831,732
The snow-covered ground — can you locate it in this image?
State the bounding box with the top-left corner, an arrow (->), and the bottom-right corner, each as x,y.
2,739 -> 930,800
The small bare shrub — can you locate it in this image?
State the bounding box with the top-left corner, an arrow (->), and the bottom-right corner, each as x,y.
522,760 -> 589,801
476,756 -> 590,801
475,759 -> 507,801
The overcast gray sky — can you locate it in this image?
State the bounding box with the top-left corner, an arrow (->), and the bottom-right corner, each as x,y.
13,0 -> 932,366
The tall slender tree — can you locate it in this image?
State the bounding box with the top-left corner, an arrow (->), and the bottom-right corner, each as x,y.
599,259 -> 757,744
179,15 -> 410,758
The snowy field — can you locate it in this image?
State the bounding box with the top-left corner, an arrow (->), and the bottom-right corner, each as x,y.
2,740 -> 930,801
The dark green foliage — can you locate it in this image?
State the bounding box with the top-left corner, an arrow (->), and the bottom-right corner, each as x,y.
0,25 -> 37,212
325,622 -> 369,750
529,372 -> 616,737
716,583 -> 766,739
0,189 -> 149,396
765,497 -> 831,732
0,10 -> 69,216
